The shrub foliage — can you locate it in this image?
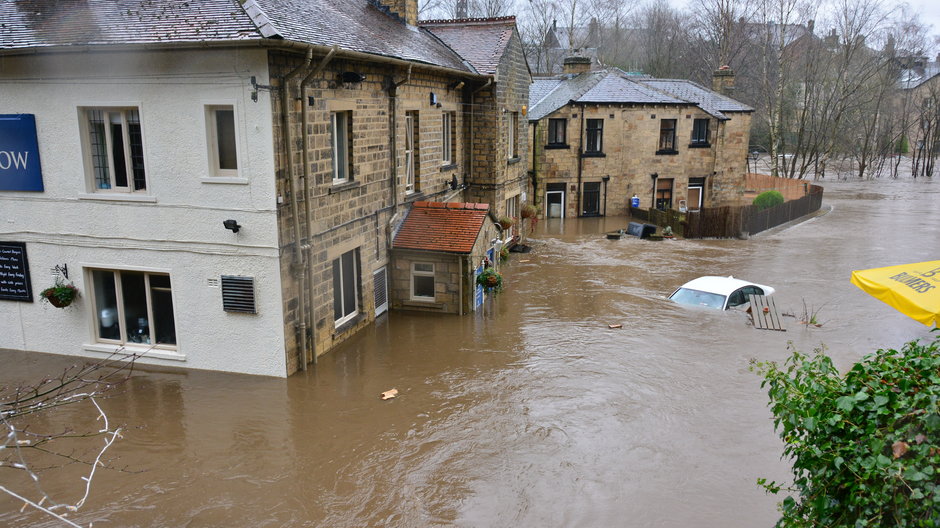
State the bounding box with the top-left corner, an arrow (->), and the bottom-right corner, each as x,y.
754,334 -> 940,527
753,190 -> 785,210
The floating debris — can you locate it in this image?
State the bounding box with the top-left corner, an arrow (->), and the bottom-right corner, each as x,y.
608,324 -> 623,329
380,389 -> 398,400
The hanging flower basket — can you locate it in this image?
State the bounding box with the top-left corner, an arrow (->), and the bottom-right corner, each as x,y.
476,268 -> 503,293
520,204 -> 538,220
498,216 -> 515,230
40,280 -> 79,308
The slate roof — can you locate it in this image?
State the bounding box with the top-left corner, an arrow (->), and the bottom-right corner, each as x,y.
0,0 -> 262,50
393,202 -> 490,254
636,78 -> 754,119
899,62 -> 940,90
422,17 -> 516,75
579,73 -> 685,105
250,0 -> 469,70
528,69 -> 753,122
0,0 -> 474,72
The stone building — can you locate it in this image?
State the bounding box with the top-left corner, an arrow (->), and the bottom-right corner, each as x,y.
0,0 -> 529,376
391,202 -> 501,314
528,63 -> 753,218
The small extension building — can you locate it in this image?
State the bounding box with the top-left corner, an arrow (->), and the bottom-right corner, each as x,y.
528,61 -> 753,218
0,0 -> 529,376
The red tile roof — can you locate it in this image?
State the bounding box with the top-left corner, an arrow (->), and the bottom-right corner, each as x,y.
393,201 -> 490,254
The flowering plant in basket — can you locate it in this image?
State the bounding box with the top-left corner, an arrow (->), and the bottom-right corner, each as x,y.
476,268 -> 503,293
40,280 -> 79,308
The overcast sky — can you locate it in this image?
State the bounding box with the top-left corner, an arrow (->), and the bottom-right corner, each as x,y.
906,0 -> 940,47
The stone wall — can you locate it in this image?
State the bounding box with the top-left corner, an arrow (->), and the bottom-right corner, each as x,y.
466,28 -> 531,219
269,50 -> 478,374
390,250 -> 463,314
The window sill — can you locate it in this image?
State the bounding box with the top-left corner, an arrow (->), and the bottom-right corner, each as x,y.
440,163 -> 458,172
82,343 -> 185,362
78,193 -> 157,203
405,191 -> 426,203
333,312 -> 366,336
688,143 -> 711,149
507,157 -> 521,165
201,176 -> 249,185
581,152 -> 606,158
402,300 -> 444,310
328,180 -> 360,194
655,149 -> 679,155
544,144 -> 570,149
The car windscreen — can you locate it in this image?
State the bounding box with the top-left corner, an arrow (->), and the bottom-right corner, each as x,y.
668,288 -> 726,309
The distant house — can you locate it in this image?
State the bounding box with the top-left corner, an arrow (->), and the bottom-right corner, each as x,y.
528,61 -> 753,218
0,0 -> 529,376
897,54 -> 940,176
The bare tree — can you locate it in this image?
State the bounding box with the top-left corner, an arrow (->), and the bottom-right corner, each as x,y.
1,353 -> 138,527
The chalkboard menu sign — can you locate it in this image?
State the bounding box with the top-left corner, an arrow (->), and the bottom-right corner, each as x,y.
0,241 -> 33,302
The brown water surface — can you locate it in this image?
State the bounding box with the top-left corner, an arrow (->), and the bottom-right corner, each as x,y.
2,177 -> 937,527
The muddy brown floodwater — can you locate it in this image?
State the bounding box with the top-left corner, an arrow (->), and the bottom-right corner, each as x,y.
2,176 -> 938,527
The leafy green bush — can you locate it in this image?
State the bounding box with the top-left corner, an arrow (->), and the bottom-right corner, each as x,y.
753,335 -> 940,527
753,190 -> 785,210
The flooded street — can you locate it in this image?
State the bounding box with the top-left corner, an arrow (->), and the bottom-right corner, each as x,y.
2,176 -> 938,527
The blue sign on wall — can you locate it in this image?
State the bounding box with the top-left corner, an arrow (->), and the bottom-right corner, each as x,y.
0,114 -> 44,192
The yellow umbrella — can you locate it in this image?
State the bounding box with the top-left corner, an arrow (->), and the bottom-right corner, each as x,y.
851,260 -> 940,327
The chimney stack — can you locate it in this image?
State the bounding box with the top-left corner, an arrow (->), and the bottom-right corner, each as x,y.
712,65 -> 735,96
563,56 -> 592,75
377,0 -> 417,26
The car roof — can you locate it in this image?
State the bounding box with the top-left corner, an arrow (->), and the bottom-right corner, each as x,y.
677,276 -> 768,296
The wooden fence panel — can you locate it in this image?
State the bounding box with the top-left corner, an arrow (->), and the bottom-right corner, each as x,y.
636,185 -> 823,239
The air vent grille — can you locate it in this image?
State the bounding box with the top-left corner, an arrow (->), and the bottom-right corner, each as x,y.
221,275 -> 256,314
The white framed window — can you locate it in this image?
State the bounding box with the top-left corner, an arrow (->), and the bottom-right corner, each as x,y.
331,111 -> 352,184
405,111 -> 418,193
411,262 -> 435,300
547,118 -> 567,146
508,112 -> 518,159
206,105 -> 238,177
82,107 -> 147,192
333,249 -> 360,327
89,269 -> 176,348
441,111 -> 454,165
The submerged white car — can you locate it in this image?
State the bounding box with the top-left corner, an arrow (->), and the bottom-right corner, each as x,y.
668,276 -> 776,310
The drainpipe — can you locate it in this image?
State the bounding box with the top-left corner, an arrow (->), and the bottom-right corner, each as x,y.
298,45 -> 337,367
469,78 -> 493,201
282,47 -> 313,371
650,172 -> 658,210
577,103 -> 584,217
386,64 -> 412,242
531,120 -> 539,212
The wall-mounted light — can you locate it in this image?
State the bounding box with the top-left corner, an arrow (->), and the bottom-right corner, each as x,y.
602,175 -> 610,182
223,219 -> 241,233
449,174 -> 459,190
430,92 -> 438,105
341,71 -> 366,83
